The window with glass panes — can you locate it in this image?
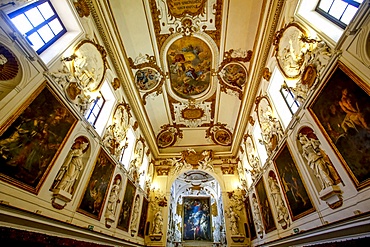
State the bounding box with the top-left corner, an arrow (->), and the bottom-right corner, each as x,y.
8,0 -> 66,54
316,0 -> 363,29
85,93 -> 105,127
280,86 -> 300,115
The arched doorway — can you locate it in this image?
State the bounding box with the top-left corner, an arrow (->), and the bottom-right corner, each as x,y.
166,170 -> 227,247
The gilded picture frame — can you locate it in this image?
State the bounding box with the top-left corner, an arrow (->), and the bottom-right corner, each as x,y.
77,148 -> 116,220
138,197 -> 149,238
0,82 -> 77,194
117,179 -> 137,232
255,177 -> 276,233
273,143 -> 315,221
309,62 -> 370,190
182,196 -> 212,241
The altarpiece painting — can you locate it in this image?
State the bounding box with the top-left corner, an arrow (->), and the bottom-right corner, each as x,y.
183,196 -> 212,241
309,62 -> 370,189
255,177 -> 276,233
77,149 -> 115,220
0,82 -> 77,194
117,179 -> 136,232
274,143 -> 315,220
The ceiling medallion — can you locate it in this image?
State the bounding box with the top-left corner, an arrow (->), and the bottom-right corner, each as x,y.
128,54 -> 165,105
167,36 -> 212,99
167,0 -> 207,19
206,123 -> 232,146
0,44 -> 19,81
274,23 -> 308,79
65,39 -> 107,91
217,49 -> 253,100
156,124 -> 183,148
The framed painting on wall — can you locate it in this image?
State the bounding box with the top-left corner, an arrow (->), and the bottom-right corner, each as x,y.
117,179 -> 136,232
182,196 -> 212,241
273,143 -> 315,221
255,177 -> 276,233
77,149 -> 115,220
0,82 -> 77,194
244,195 -> 257,240
309,62 -> 370,190
137,197 -> 149,238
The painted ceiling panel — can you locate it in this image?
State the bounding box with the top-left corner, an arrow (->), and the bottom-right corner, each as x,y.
92,0 -> 275,158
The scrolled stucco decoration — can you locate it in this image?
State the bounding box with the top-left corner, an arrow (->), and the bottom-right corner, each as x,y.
206,122 -> 232,146
102,103 -> 131,160
217,49 -> 253,100
128,54 -> 165,104
274,23 -> 308,79
73,0 -> 90,18
255,96 -> 284,155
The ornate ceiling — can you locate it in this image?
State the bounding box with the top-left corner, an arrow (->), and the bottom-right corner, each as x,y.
89,0 -> 283,159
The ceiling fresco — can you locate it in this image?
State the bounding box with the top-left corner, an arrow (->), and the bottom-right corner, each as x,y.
91,0 -> 279,159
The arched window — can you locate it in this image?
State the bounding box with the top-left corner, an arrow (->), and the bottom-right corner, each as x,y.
120,127 -> 136,170
139,155 -> 149,189
253,123 -> 268,165
85,81 -> 115,135
267,67 -> 295,128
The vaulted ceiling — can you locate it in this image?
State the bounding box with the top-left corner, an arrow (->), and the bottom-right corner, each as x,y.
90,0 -> 283,159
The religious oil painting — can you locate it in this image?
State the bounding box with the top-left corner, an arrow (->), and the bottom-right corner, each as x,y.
274,143 -> 315,221
221,63 -> 247,89
135,68 -> 161,92
244,195 -> 257,240
77,149 -> 115,220
183,196 -> 212,241
255,177 -> 276,233
0,82 -> 77,194
309,62 -> 370,190
167,36 -> 212,99
117,179 -> 136,232
138,197 -> 149,238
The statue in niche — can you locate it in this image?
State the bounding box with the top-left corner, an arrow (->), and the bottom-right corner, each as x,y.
298,133 -> 335,190
252,196 -> 264,235
105,176 -> 122,221
53,140 -> 89,195
268,176 -> 290,228
152,209 -> 164,234
130,195 -> 140,234
226,207 -> 240,235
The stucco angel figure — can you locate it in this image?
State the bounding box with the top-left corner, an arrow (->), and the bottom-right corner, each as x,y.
268,176 -> 289,226
226,207 -> 241,235
130,195 -> 140,233
152,210 -> 164,234
298,133 -> 334,190
105,176 -> 122,219
54,141 -> 89,194
252,196 -> 264,235
198,150 -> 214,172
